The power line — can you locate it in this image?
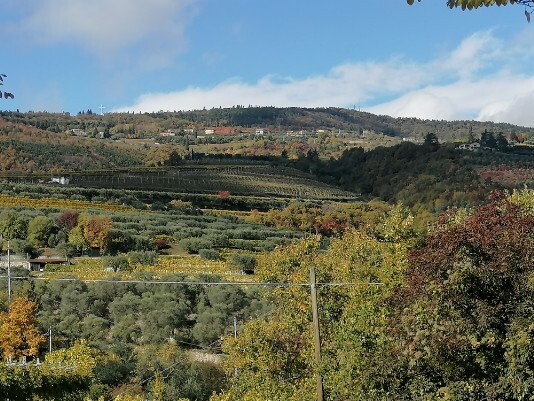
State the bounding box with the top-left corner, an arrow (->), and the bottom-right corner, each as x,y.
21,282 -> 224,352
1,275 -> 384,287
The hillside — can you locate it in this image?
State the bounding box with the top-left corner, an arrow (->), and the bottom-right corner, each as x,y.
0,108 -> 532,211
2,107 -> 533,144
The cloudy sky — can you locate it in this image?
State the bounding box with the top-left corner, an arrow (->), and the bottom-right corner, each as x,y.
2,1 -> 534,126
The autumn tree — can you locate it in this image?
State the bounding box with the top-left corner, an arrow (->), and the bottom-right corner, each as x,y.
212,205 -> 415,401
83,215 -> 113,251
0,297 -> 45,359
214,192 -> 533,400
68,214 -> 113,254
56,210 -> 79,232
381,190 -> 534,400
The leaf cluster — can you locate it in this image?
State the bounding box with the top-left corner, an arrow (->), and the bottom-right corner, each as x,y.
0,74 -> 14,100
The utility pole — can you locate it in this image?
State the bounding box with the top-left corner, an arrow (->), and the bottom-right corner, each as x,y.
7,238 -> 11,307
233,316 -> 238,378
48,327 -> 52,353
310,267 -> 324,401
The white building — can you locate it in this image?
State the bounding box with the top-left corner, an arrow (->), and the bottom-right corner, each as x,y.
50,177 -> 70,185
458,143 -> 480,151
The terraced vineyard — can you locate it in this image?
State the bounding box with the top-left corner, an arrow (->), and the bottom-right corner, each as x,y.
66,164 -> 359,200
40,255 -> 258,282
479,166 -> 534,187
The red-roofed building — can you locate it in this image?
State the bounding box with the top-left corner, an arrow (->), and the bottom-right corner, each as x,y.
205,127 -> 236,135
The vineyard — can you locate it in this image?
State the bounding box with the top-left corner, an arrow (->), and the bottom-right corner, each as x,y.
64,164 -> 359,201
40,255 -> 258,282
479,166 -> 534,187
0,193 -> 138,213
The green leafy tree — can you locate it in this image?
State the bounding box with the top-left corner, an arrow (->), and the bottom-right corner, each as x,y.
192,285 -> 249,345
231,253 -> 257,274
495,132 -> 509,150
213,208 -> 413,401
68,224 -> 90,254
423,132 -> 439,148
103,254 -> 131,272
0,210 -> 27,240
135,344 -> 225,401
10,239 -> 38,258
27,215 -> 55,247
480,130 -> 497,149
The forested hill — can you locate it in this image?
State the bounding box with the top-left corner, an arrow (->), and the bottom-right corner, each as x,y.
295,140 -> 534,213
1,107 -> 533,143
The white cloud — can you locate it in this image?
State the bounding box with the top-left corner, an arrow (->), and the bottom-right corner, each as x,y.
16,0 -> 200,65
435,31 -> 497,79
477,89 -> 534,127
370,74 -> 534,127
114,30 -> 534,127
114,60 -> 434,113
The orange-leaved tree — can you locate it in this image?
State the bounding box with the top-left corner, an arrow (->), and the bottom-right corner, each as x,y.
0,297 -> 45,359
82,215 -> 113,251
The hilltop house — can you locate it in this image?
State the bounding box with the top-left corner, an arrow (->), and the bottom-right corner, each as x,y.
204,127 -> 236,135
255,128 -> 268,136
458,143 -> 480,152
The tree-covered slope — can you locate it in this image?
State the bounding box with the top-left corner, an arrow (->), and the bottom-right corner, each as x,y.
2,107 -> 534,143
0,120 -> 145,172
295,141 -> 533,212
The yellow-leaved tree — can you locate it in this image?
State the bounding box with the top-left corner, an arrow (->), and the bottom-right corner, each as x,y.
212,205 -> 415,401
0,297 -> 45,359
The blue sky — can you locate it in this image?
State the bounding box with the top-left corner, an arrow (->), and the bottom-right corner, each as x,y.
2,1 -> 534,126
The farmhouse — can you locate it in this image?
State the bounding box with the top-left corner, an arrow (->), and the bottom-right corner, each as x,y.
458,143 -> 480,151
26,258 -> 69,272
286,130 -> 307,138
70,128 -> 86,136
204,127 -> 236,135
